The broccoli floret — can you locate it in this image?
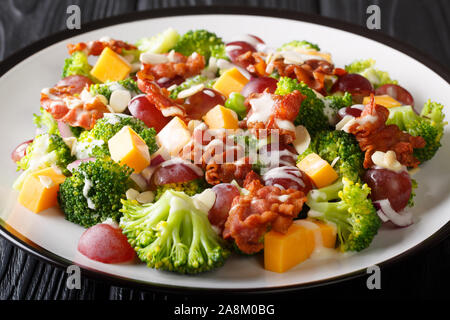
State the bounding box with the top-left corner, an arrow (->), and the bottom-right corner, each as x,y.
62,51 -> 94,80
275,77 -> 329,136
345,59 -> 397,88
307,178 -> 381,252
136,27 -> 180,54
386,101 -> 447,162
173,29 -> 226,62
90,78 -> 140,101
278,40 -> 320,52
58,158 -> 133,227
408,178 -> 418,207
120,190 -> 230,273
298,130 -> 364,182
168,75 -> 215,100
13,134 -> 74,190
322,92 -> 353,117
154,179 -> 207,201
33,108 -> 59,135
75,114 -> 157,159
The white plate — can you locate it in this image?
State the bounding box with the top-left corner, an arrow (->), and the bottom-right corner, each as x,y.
0,9 -> 449,292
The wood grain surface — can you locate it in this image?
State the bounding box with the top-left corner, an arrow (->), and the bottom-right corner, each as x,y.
0,0 -> 449,300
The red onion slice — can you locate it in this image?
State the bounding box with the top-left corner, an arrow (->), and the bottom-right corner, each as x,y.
67,158 -> 96,172
57,121 -> 74,138
374,199 -> 413,227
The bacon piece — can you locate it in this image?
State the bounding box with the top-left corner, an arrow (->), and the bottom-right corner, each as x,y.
40,86 -> 108,130
235,51 -> 267,77
140,52 -> 205,82
348,95 -> 426,168
137,76 -> 186,118
274,59 -> 336,95
245,91 -> 304,144
67,39 -> 137,56
243,170 -> 262,189
205,158 -> 253,186
223,180 -> 306,254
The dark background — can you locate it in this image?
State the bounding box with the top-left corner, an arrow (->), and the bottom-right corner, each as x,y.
0,0 -> 449,301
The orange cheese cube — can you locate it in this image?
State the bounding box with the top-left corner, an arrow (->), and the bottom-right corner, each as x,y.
156,116 -> 192,156
18,167 -> 66,213
212,67 -> 249,98
297,153 -> 338,188
363,95 -> 402,108
90,47 -> 131,82
108,126 -> 150,173
202,105 -> 239,130
264,219 -> 336,273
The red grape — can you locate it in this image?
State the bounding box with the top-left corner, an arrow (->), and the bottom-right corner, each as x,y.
263,166 -> 314,194
331,74 -> 373,103
241,77 -> 278,97
226,41 -> 256,67
208,183 -> 240,232
375,84 -> 414,106
128,95 -> 170,132
153,162 -> 201,185
184,88 -> 226,120
337,105 -> 364,120
77,223 -> 135,264
364,168 -> 412,212
11,139 -> 32,163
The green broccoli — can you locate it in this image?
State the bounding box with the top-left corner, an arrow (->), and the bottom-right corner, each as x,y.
345,59 -> 397,88
298,130 -> 364,182
62,51 -> 94,80
275,77 -> 329,136
33,108 -> 59,135
173,29 -> 227,62
306,178 -> 381,252
169,75 -> 215,100
322,92 -> 353,120
13,134 -> 74,190
278,40 -> 320,52
136,27 -> 180,54
408,178 -> 418,207
120,190 -> 230,273
386,101 -> 447,162
154,179 -> 207,202
58,158 -> 133,227
75,114 -> 157,159
90,78 -> 140,101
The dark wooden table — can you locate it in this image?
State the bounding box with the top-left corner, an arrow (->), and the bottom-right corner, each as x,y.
0,0 -> 449,301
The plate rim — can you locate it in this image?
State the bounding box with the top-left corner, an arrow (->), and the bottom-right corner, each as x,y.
0,6 -> 449,294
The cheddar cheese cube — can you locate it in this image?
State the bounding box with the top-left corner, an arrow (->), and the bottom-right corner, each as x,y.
108,126 -> 150,173
156,117 -> 192,156
297,153 -> 338,188
202,105 -> 239,130
18,167 -> 66,213
90,47 -> 131,82
264,219 -> 336,273
363,95 -> 402,108
212,67 -> 249,98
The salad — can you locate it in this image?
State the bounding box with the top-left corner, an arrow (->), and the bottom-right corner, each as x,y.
11,28 -> 447,274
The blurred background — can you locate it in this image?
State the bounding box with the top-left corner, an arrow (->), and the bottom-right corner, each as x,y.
0,0 -> 448,300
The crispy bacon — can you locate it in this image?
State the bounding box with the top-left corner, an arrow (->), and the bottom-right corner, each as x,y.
140,52 -> 205,81
274,59 -> 337,95
67,39 -> 137,56
235,51 -> 267,77
205,158 -> 253,186
245,90 -> 304,144
348,95 -> 426,168
136,76 -> 186,118
40,85 -> 108,130
222,180 -> 307,254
